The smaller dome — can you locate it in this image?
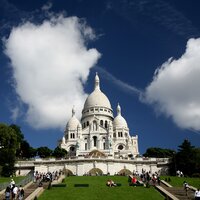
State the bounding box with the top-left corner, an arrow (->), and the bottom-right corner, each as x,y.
113,103 -> 128,128
67,107 -> 81,130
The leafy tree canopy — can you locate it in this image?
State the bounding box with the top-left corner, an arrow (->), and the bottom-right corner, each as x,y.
0,123 -> 19,176
52,146 -> 67,158
37,146 -> 52,158
143,147 -> 175,158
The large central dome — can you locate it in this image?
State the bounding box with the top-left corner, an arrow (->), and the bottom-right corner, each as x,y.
83,73 -> 111,109
84,90 -> 111,109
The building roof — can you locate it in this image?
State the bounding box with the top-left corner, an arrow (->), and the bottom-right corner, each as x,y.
83,73 -> 111,109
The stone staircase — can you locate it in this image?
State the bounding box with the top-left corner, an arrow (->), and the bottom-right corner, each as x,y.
167,187 -> 194,200
0,181 -> 50,200
160,182 -> 195,200
24,182 -> 40,199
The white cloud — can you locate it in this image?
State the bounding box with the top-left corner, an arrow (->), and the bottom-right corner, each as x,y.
144,38 -> 200,131
41,2 -> 53,11
4,15 -> 101,129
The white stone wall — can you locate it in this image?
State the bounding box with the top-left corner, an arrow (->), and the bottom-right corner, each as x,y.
16,158 -> 170,176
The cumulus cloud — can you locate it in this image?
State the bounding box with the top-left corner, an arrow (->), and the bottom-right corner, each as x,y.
4,15 -> 100,129
144,38 -> 200,131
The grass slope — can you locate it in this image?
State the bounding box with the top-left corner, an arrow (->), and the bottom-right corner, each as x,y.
0,176 -> 25,184
39,176 -> 164,200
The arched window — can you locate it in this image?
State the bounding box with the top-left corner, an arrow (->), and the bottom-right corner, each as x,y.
113,133 -> 116,138
93,136 -> 97,147
103,142 -> 106,150
87,121 -> 89,126
105,120 -> 108,128
100,120 -> 103,126
85,143 -> 87,150
118,132 -> 123,137
71,133 -> 75,138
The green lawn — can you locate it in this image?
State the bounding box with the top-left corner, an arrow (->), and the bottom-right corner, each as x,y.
0,176 -> 25,184
161,176 -> 200,188
39,176 -> 164,200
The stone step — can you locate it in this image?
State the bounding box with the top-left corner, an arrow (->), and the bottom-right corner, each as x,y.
161,185 -> 195,200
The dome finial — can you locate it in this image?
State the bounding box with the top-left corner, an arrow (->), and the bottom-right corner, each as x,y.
117,103 -> 121,116
94,72 -> 100,90
72,106 -> 75,116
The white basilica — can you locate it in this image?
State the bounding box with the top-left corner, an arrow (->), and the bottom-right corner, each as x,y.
60,73 -> 139,158
16,73 -> 170,176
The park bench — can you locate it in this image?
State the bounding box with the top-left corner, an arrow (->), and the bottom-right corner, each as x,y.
52,184 -> 67,187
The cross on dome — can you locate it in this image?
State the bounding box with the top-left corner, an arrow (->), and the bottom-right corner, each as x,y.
117,103 -> 121,116
94,72 -> 100,90
72,106 -> 75,116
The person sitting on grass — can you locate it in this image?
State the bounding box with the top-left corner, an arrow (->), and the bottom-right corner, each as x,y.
131,177 -> 137,184
106,180 -> 116,187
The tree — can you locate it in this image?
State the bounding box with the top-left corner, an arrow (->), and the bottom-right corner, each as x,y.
193,148 -> 200,176
0,123 -> 18,176
143,147 -> 175,158
19,140 -> 37,159
176,139 -> 195,176
37,146 -> 52,158
52,147 -> 67,158
29,147 -> 37,158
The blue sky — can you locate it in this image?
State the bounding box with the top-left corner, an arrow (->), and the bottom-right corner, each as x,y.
1,0 -> 200,154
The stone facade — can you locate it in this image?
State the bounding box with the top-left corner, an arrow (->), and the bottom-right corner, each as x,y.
14,74 -> 170,177
15,158 -> 169,176
59,73 -> 139,158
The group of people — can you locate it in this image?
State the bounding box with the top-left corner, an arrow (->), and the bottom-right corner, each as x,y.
137,170 -> 161,186
176,170 -> 184,177
5,179 -> 24,200
33,170 -> 62,184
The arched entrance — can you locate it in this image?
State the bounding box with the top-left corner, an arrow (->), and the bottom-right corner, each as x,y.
118,169 -> 132,176
64,169 -> 74,176
88,168 -> 103,176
